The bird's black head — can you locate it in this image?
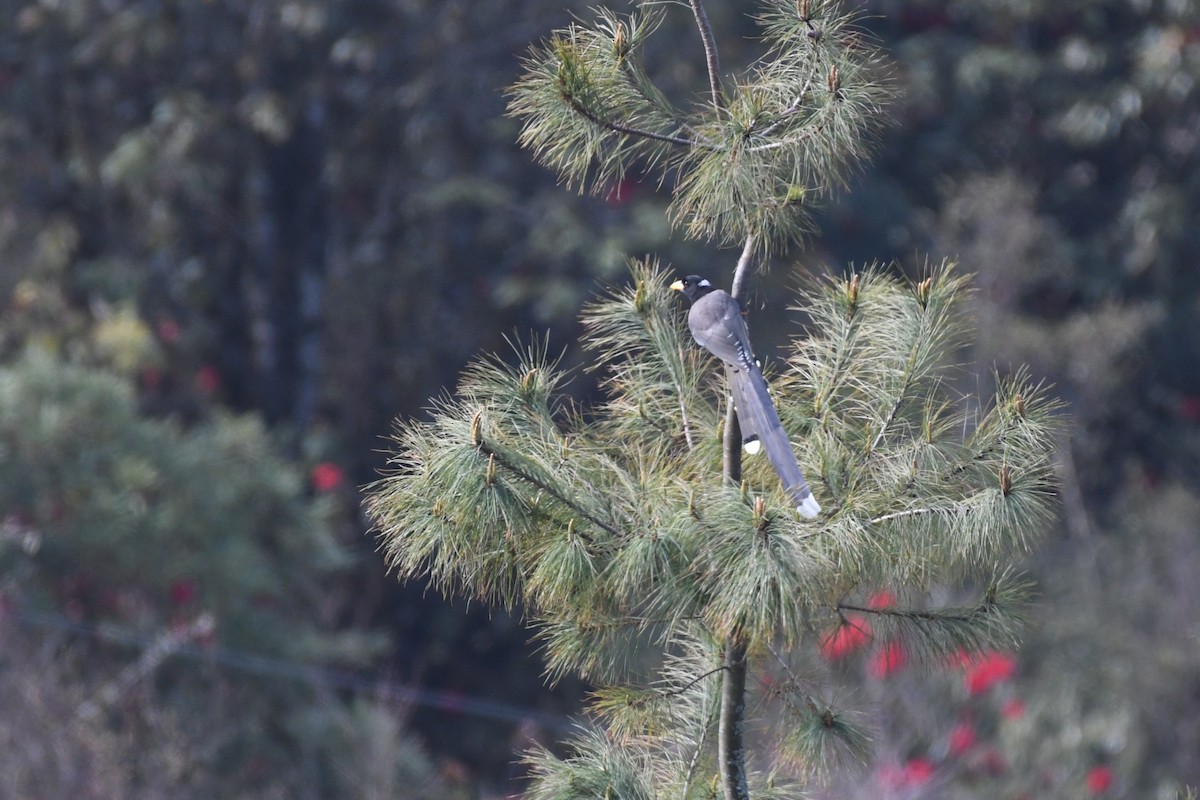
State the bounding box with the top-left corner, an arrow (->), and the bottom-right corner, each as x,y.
669,275 -> 715,304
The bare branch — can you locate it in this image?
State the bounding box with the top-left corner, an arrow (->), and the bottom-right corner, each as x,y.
730,233 -> 756,301
688,0 -> 723,113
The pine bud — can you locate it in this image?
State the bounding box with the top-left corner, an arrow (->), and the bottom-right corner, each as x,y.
613,20 -> 628,59
1013,393 -> 1026,418
520,367 -> 539,396
753,495 -> 769,531
797,0 -> 811,21
469,409 -> 484,447
633,278 -> 649,313
485,453 -> 497,487
916,276 -> 933,307
827,64 -> 840,96
999,464 -> 1013,496
846,272 -> 860,309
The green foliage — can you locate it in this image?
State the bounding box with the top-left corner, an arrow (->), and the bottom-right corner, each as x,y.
369,258 -> 1062,789
508,0 -> 893,253
0,352 -> 423,798
0,352 -> 349,639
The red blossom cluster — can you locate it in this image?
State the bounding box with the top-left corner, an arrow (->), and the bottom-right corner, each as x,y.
1086,765 -> 1114,794
948,649 -> 1018,695
311,462 -> 346,493
878,756 -> 936,791
818,591 -> 896,662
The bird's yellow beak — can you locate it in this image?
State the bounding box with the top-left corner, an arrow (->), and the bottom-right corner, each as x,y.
669,279 -> 685,292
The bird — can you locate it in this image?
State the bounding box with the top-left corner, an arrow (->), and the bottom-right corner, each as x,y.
671,275 -> 821,519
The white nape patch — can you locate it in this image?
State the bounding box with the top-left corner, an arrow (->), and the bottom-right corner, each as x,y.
796,495 -> 822,520
744,439 -> 762,455
698,279 -> 711,287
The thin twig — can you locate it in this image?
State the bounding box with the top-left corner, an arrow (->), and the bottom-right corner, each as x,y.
1057,435 -> 1093,539
477,438 -> 622,539
753,60 -> 823,140
565,94 -> 697,147
765,642 -> 822,715
688,0 -> 723,113
681,694 -> 720,799
836,602 -> 983,625
870,506 -> 948,524
869,333 -> 920,454
659,664 -> 729,699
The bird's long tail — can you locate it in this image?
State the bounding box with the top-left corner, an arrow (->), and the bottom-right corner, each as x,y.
726,363 -> 763,455
730,363 -> 821,519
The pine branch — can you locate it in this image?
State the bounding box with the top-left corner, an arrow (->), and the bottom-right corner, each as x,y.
688,0 -> 724,112
563,91 -> 697,147
836,571 -> 1034,661
475,434 -> 623,540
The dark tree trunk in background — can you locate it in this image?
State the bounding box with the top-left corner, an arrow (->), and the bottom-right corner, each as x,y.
256,96 -> 329,440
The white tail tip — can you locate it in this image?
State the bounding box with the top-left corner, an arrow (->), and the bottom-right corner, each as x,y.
743,439 -> 762,455
796,495 -> 821,520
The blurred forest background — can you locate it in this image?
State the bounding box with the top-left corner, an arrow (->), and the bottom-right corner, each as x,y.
0,0 -> 1197,798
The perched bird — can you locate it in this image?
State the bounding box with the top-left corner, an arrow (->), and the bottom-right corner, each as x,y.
671,275 -> 821,519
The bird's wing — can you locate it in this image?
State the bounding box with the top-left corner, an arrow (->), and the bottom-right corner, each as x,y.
687,290 -> 758,372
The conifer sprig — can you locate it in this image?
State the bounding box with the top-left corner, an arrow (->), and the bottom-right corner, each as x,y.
507,0 -> 893,254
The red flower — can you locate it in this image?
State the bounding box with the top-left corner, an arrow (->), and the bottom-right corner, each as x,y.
1086,765 -> 1113,794
196,365 -> 221,394
819,617 -> 872,660
311,462 -> 346,493
868,640 -> 907,678
947,722 -> 976,756
981,748 -> 1007,775
605,179 -> 636,206
964,651 -> 1017,695
168,579 -> 197,606
156,319 -> 181,343
867,589 -> 896,609
1001,698 -> 1026,720
140,366 -> 161,391
1180,395 -> 1200,422
878,759 -> 935,790
903,757 -> 935,786
948,649 -> 1018,694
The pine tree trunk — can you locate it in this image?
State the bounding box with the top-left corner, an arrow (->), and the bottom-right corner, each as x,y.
718,635 -> 750,800
718,236 -> 754,800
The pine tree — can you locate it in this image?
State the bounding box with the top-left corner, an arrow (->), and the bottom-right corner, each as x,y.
367,2 -> 1062,797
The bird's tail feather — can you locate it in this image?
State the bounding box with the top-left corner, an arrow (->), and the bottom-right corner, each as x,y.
732,364 -> 821,519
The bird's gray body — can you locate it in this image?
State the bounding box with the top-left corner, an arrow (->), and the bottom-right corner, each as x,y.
674,277 -> 821,519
